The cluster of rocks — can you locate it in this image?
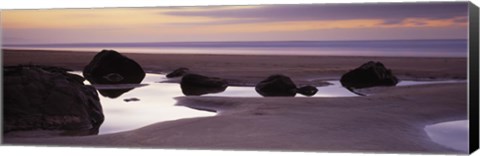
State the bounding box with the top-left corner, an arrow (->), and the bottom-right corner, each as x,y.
4,49 -> 399,136
166,69 -> 320,97
255,75 -> 318,97
169,61 -> 398,97
4,50 -> 148,136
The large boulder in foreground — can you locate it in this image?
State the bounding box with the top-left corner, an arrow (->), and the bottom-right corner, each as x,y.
4,65 -> 104,135
83,50 -> 145,85
340,61 -> 398,89
166,67 -> 189,78
180,74 -> 228,96
255,75 -> 298,97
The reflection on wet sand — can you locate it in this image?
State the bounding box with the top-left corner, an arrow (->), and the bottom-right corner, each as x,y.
425,120 -> 468,152
74,72 -> 465,135
94,84 -> 148,98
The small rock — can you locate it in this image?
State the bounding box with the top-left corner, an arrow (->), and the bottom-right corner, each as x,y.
297,85 -> 318,96
124,98 -> 140,102
166,67 -> 189,78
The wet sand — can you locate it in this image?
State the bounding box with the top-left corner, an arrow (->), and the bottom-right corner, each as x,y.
2,49 -> 469,154
3,49 -> 467,85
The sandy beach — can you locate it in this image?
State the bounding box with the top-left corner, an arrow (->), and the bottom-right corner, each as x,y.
2,49 -> 468,154
2,49 -> 467,84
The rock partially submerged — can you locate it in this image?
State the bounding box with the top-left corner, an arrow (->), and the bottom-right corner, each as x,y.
83,50 -> 145,85
83,50 -> 146,98
255,75 -> 298,97
180,74 -> 228,96
4,65 -> 104,135
255,75 -> 318,97
340,61 -> 398,89
166,67 -> 189,78
297,85 -> 318,96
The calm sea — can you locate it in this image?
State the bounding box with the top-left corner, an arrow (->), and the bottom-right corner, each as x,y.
2,39 -> 467,57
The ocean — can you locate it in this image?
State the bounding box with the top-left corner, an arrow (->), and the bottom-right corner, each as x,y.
2,39 -> 467,57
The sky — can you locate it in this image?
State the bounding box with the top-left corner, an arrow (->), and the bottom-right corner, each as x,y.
1,2 -> 469,44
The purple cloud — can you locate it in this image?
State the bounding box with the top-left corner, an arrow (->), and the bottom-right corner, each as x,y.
164,2 -> 468,24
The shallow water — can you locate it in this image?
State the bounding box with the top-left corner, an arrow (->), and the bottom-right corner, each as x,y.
71,72 -> 465,134
69,72 -> 213,134
91,74 -> 216,134
191,80 -> 466,98
424,120 -> 468,152
96,83 -> 215,134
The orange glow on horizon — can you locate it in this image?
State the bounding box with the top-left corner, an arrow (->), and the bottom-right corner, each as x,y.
1,5 -> 468,43
2,6 -> 261,29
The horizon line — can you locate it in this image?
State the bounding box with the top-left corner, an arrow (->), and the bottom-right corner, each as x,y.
2,38 -> 468,46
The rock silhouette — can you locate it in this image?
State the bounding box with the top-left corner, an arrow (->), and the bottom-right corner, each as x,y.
83,50 -> 145,98
83,49 -> 145,84
297,85 -> 319,96
255,75 -> 319,97
4,65 -> 104,135
180,74 -> 228,96
255,75 -> 298,97
340,61 -> 398,89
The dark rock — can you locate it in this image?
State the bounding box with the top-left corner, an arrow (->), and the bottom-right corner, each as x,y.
340,61 -> 399,89
98,89 -> 135,98
83,50 -> 145,85
166,67 -> 189,78
180,74 -> 228,96
4,65 -> 104,135
255,75 -> 297,97
297,85 -> 318,96
124,98 -> 140,102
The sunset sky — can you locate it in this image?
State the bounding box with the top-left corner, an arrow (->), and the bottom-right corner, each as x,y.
1,2 -> 469,44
